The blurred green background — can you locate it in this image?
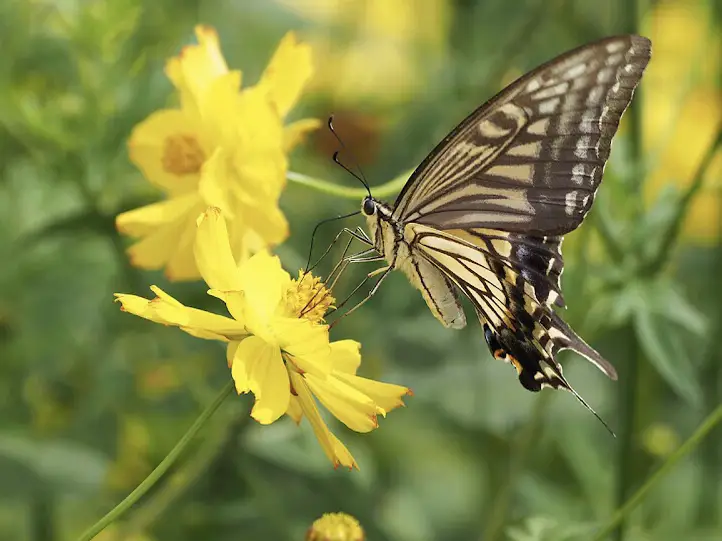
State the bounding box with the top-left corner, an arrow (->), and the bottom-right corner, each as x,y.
1,0 -> 721,540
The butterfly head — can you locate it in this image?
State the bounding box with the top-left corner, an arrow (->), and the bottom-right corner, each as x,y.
361,196 -> 376,216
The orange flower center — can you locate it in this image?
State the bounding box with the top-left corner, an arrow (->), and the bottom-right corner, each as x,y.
162,134 -> 205,176
284,271 -> 335,324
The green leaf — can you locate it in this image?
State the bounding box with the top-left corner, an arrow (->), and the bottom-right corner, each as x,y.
634,309 -> 703,406
644,280 -> 707,337
0,434 -> 109,496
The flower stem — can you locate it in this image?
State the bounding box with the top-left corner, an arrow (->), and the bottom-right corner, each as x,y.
592,402 -> 722,541
613,2 -> 645,539
481,393 -> 550,541
75,381 -> 235,541
643,122 -> 722,276
286,169 -> 413,200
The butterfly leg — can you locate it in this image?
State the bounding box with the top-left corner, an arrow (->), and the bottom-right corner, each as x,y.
306,227 -> 373,274
328,265 -> 393,328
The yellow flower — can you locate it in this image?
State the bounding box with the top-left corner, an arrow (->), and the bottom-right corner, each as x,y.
306,512 -> 365,541
115,207 -> 410,469
642,0 -> 722,243
117,26 -> 319,280
278,0 -> 450,106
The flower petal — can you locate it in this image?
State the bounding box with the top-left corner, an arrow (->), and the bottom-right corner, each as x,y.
328,340 -> 362,375
231,336 -> 290,424
334,372 -> 410,417
165,25 -> 230,112
286,395 -> 303,424
165,209 -> 202,282
237,251 -> 290,329
232,86 -> 286,201
258,32 -> 315,118
197,149 -> 234,216
199,72 -> 244,147
283,118 -> 321,152
303,372 -> 378,433
115,293 -> 161,322
234,198 -> 289,250
116,193 -> 199,239
195,207 -> 242,291
275,317 -> 332,376
127,109 -> 205,195
289,371 -> 357,470
115,287 -> 246,341
125,220 -> 198,277
226,341 -> 240,368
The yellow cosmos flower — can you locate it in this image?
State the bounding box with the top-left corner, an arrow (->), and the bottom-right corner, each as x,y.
115,208 -> 410,469
117,26 -> 320,280
306,512 -> 365,541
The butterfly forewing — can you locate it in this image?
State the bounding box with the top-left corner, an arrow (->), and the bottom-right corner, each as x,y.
393,35 -> 651,236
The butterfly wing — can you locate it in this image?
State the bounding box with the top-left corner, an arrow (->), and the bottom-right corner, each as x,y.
393,35 -> 651,236
407,223 -> 615,377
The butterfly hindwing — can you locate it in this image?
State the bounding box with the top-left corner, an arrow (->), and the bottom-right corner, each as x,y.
393,35 -> 651,236
406,225 -> 617,380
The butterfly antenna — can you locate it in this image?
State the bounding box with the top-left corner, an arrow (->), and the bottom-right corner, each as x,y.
304,211 -> 361,274
328,115 -> 372,196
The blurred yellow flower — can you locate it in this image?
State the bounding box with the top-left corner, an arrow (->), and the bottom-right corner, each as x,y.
642,0 -> 722,243
115,208 -> 410,469
277,0 -> 450,106
117,26 -> 319,280
306,512 -> 365,541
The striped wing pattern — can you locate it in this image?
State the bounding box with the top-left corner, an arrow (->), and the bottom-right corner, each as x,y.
393,35 -> 652,236
408,225 -> 617,389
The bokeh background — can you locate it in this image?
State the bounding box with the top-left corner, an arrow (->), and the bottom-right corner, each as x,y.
1,0 -> 721,540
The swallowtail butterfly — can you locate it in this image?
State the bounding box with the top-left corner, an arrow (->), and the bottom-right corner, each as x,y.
342,35 -> 651,429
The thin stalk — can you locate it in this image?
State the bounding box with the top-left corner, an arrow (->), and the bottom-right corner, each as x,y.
698,179 -> 722,524
120,409 -> 250,535
120,421 -> 230,535
592,402 -> 722,540
643,124 -> 722,275
614,1 -> 644,539
624,0 -> 645,214
31,490 -> 55,541
481,393 -> 551,541
591,208 -> 625,265
75,381 -> 234,541
286,169 -> 413,200
614,332 -> 641,541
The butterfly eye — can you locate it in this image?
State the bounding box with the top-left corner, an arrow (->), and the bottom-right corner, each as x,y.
362,197 -> 376,216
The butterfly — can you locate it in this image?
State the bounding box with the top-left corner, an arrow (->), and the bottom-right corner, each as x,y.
331,35 -> 652,430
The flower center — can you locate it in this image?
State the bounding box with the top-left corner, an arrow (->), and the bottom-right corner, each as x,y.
284,271 -> 335,324
306,512 -> 364,541
162,134 -> 206,176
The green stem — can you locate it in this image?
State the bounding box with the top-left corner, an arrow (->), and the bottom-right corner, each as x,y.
481,393 -> 551,541
643,123 -> 722,276
75,381 -> 234,541
286,169 -> 413,200
592,402 -> 722,541
614,2 -> 645,539
31,489 -> 55,541
591,209 -> 625,265
614,331 -> 641,541
120,410 -> 245,535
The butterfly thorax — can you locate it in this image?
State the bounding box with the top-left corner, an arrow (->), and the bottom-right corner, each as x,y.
362,195 -> 467,329
362,197 -> 404,265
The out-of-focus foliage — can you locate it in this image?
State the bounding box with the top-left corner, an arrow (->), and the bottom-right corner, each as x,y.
0,1 -> 720,541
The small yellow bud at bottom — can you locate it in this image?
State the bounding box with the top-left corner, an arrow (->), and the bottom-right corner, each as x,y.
306,512 -> 364,541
